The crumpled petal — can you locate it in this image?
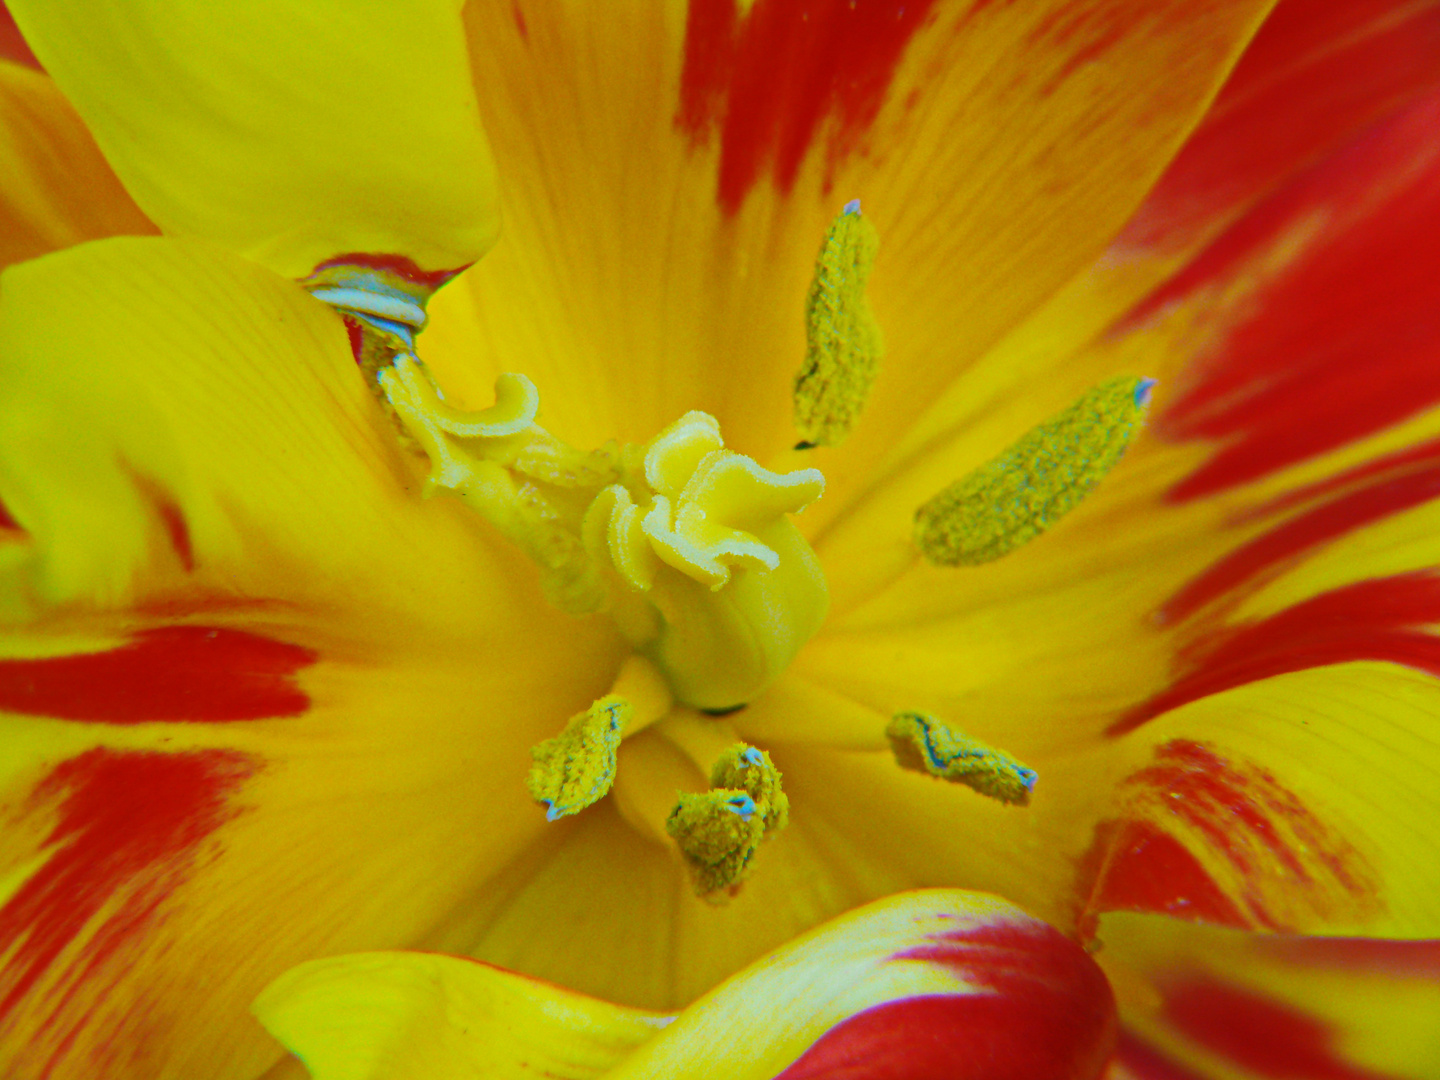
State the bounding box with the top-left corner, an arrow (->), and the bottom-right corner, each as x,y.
254,890 -> 1116,1080
7,0 -> 499,276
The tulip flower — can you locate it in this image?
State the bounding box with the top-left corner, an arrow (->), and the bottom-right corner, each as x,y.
2,2 -> 1439,1079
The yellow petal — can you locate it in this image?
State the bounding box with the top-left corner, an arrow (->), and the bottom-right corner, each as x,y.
765,740 -> 1088,936
739,664 -> 1440,945
8,0 -> 498,277
254,953 -> 670,1080
0,62 -> 154,271
0,234 -> 504,617
453,782 -> 885,1009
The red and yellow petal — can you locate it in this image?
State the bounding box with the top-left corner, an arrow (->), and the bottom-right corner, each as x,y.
798,6 -> 1440,799
0,61 -> 155,271
6,0 -> 499,277
0,237 -> 623,1078
1074,663 -> 1440,939
254,891 -> 1116,1080
843,0 -> 1440,508
814,0 -> 1440,611
758,661 -> 1440,990
1100,914 -> 1440,1080
422,0 -> 1273,471
0,629 -> 614,1079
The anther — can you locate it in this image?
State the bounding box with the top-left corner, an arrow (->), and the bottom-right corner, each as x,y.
667,743 -> 788,902
914,375 -> 1153,566
525,656 -> 674,822
887,712 -> 1037,806
793,200 -> 883,448
527,696 -> 632,821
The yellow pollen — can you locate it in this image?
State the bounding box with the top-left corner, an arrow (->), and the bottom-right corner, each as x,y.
914,375 -> 1154,566
793,200 -> 882,448
887,712 -> 1037,806
667,744 -> 788,902
527,696 -> 631,821
526,655 -> 674,823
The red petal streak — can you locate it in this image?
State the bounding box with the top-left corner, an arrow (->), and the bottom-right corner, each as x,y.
0,4 -> 40,69
1078,819 -> 1250,933
1122,573 -> 1440,732
1259,937 -> 1440,977
1119,0 -> 1440,254
1160,456 -> 1440,626
342,315 -> 366,365
309,252 -> 470,290
0,749 -> 259,1050
1128,89 -> 1440,498
778,918 -> 1115,1080
1078,741 -> 1379,933
677,0 -> 940,214
1111,1031 -> 1210,1080
1163,977 -> 1402,1080
0,626 -> 316,723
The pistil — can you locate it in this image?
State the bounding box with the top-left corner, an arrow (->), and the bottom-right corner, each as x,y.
375,354 -> 830,711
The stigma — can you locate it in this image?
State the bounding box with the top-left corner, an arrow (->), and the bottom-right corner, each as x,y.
373,350 -> 828,713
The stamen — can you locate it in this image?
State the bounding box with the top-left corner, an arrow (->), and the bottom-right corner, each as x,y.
793,200 -> 883,448
667,743 -> 788,902
709,743 -> 789,834
527,695 -> 632,821
914,375 -> 1153,566
887,712 -> 1037,806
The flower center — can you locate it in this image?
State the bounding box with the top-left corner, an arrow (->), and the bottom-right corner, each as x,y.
378,356 -> 829,713
306,201 -> 1154,901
